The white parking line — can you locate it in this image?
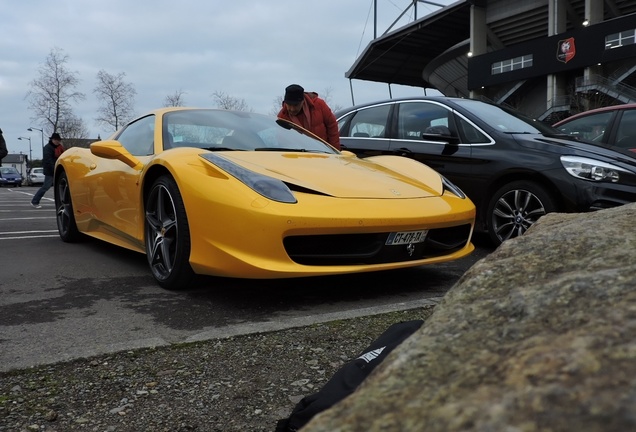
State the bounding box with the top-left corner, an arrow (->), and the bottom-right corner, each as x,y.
1,189 -> 54,200
1,230 -> 58,234
0,229 -> 59,240
0,235 -> 59,240
0,217 -> 55,220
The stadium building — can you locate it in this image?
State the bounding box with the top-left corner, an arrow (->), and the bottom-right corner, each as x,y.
346,0 -> 636,122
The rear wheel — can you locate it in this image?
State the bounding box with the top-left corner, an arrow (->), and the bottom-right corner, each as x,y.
487,181 -> 557,246
144,175 -> 194,290
55,171 -> 81,242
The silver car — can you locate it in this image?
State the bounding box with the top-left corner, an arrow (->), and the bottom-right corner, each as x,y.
27,167 -> 45,186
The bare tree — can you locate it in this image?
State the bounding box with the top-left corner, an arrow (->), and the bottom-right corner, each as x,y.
58,113 -> 90,140
319,87 -> 344,112
269,95 -> 284,116
211,91 -> 252,112
94,69 -> 136,131
26,47 -> 86,136
164,90 -> 187,107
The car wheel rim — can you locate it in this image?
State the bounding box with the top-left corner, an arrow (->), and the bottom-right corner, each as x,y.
56,177 -> 73,236
492,189 -> 546,243
145,184 -> 178,280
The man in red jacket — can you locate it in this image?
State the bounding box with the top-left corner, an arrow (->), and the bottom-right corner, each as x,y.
277,84 -> 341,150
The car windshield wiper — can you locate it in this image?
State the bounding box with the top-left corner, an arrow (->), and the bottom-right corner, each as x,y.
255,147 -> 330,153
203,147 -> 243,151
542,132 -> 571,138
255,147 -> 307,152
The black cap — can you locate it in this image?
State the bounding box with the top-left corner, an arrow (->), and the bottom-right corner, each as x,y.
284,84 -> 304,104
50,132 -> 62,140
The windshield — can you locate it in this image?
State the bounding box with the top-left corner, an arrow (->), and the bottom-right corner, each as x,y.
454,99 -> 560,135
162,110 -> 338,154
0,167 -> 20,175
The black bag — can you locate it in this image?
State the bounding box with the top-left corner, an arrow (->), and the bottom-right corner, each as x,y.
275,319 -> 424,432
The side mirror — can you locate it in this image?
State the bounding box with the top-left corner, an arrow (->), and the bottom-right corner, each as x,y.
421,126 -> 460,144
90,140 -> 143,170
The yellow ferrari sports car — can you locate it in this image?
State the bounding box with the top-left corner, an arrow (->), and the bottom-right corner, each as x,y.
54,108 -> 476,290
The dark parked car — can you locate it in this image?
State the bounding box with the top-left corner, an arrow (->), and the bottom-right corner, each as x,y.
553,103 -> 636,153
335,97 -> 636,245
0,166 -> 23,187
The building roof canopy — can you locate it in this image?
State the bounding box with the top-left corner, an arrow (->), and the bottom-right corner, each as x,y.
345,1 -> 472,88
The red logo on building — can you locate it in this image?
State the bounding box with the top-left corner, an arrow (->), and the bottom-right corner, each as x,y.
557,37 -> 576,63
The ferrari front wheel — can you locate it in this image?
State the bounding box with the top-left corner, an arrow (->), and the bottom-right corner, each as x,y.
144,175 -> 194,290
55,171 -> 81,242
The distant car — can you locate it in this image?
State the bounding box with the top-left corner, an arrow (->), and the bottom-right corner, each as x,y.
0,166 -> 23,187
335,96 -> 636,246
553,103 -> 636,153
54,107 -> 476,290
27,167 -> 45,186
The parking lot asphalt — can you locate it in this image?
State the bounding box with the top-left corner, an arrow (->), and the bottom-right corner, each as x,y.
0,185 -> 493,373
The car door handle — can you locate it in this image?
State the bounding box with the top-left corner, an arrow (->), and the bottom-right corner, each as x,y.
394,147 -> 412,157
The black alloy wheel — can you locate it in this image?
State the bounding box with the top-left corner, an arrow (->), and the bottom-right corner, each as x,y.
487,180 -> 557,246
144,175 -> 194,290
55,171 -> 81,242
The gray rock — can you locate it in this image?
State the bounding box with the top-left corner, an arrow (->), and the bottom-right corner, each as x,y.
302,203 -> 636,432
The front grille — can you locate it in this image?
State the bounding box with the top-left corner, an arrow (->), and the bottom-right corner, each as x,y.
283,224 -> 472,266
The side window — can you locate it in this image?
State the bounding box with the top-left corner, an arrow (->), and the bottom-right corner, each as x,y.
116,115 -> 156,156
397,102 -> 450,140
342,105 -> 391,138
337,113 -> 353,135
456,116 -> 490,143
556,112 -> 613,143
615,110 -> 636,148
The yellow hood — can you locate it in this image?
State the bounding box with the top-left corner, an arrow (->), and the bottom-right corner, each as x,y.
219,152 -> 443,199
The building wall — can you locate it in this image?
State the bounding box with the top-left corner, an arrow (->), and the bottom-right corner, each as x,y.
2,154 -> 29,180
462,0 -> 636,120
468,14 -> 636,90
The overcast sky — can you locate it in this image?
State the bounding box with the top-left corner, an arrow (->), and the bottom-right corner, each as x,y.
1,0 -> 454,159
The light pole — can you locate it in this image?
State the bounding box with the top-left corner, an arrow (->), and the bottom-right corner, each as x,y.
27,127 -> 45,158
18,137 -> 33,165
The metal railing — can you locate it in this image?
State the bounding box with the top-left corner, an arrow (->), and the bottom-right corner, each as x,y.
536,95 -> 572,121
575,74 -> 636,103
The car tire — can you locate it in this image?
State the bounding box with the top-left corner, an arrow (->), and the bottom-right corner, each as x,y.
55,171 -> 82,242
145,175 -> 194,290
486,180 -> 557,246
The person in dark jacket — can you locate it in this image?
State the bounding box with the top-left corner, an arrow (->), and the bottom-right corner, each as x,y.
0,128 -> 8,165
277,84 -> 341,149
31,132 -> 64,208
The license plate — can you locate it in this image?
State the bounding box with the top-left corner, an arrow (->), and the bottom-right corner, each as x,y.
385,230 -> 428,245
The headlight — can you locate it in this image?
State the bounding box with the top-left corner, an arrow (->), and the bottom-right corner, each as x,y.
560,156 -> 630,183
200,153 -> 297,203
442,176 -> 466,199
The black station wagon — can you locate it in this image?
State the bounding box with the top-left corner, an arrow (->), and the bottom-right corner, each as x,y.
336,97 -> 636,245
